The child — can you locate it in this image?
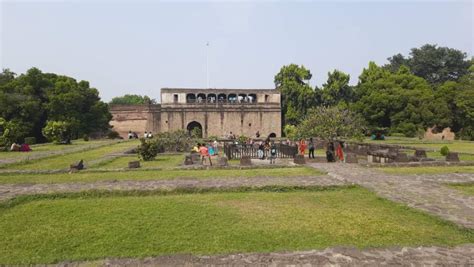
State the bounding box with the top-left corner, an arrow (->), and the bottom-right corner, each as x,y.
269,142 -> 277,164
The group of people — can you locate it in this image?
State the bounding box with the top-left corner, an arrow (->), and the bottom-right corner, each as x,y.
127,130 -> 153,139
256,139 -> 277,164
10,143 -> 31,152
296,138 -> 344,162
192,141 -> 219,166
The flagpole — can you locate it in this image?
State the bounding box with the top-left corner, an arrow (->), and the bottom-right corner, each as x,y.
206,42 -> 209,88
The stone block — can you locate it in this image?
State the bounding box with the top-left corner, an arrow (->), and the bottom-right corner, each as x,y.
294,154 -> 306,164
191,153 -> 201,164
184,155 -> 193,165
345,153 -> 358,163
414,149 -> 427,158
394,153 -> 409,163
240,156 -> 252,166
446,152 -> 460,162
128,161 -> 140,168
218,156 -> 229,167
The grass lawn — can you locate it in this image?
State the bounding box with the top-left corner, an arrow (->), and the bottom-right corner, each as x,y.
0,167 -> 321,184
379,166 -> 474,175
94,154 -> 184,169
0,187 -> 472,264
3,140 -> 140,170
0,140 -> 114,160
447,183 -> 474,196
366,138 -> 474,154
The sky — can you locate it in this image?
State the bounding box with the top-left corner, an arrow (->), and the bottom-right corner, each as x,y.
1,0 -> 472,102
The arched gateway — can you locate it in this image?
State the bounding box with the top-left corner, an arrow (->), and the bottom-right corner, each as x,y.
187,121 -> 203,138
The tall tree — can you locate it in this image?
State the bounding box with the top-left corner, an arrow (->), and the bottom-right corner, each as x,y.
385,44 -> 470,84
354,63 -> 441,137
274,64 -> 315,125
320,70 -> 353,107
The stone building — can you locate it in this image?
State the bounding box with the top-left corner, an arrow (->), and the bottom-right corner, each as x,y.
110,88 -> 282,138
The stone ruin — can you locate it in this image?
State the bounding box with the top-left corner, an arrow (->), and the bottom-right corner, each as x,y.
424,127 -> 455,141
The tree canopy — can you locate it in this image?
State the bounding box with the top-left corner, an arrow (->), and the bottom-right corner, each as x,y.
109,94 -> 156,105
0,67 -> 111,145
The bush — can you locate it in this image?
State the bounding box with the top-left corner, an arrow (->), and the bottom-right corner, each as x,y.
137,138 -> 159,161
83,134 -> 89,141
107,130 -> 120,139
24,137 -> 36,145
153,129 -> 195,152
392,123 -> 418,138
458,127 -> 474,141
440,146 -> 450,156
42,121 -> 71,144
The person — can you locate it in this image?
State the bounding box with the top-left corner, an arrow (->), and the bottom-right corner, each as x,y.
133,132 -> 138,139
192,143 -> 199,153
208,142 -> 215,156
299,139 -> 307,156
213,140 -> 218,155
199,143 -> 212,166
147,132 -> 153,138
256,131 -> 260,138
128,130 -> 133,139
326,142 -> 335,162
10,143 -> 21,152
144,131 -> 148,138
308,138 -> 315,159
20,143 -> 31,152
269,142 -> 277,164
258,142 -> 265,160
264,139 -> 270,159
336,141 -> 344,161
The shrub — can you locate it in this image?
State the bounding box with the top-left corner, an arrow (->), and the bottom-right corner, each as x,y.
440,146 -> 450,156
107,130 -> 120,139
24,137 -> 36,145
458,127 -> 474,141
42,121 -> 71,144
83,134 -> 89,141
392,123 -> 418,138
137,138 -> 159,161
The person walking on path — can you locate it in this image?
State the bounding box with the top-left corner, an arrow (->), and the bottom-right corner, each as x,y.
336,141 -> 344,161
308,138 -> 315,159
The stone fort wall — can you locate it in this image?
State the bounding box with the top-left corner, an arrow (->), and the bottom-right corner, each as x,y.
110,88 -> 282,138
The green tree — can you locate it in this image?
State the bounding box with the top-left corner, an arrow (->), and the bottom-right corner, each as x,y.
41,120 -> 71,143
274,64 -> 315,125
320,70 -> 353,106
385,44 -> 470,84
296,106 -> 365,141
110,94 -> 156,105
354,63 -> 440,136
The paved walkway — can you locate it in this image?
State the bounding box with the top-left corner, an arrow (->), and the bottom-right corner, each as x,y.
66,245 -> 474,266
0,175 -> 345,202
310,163 -> 474,229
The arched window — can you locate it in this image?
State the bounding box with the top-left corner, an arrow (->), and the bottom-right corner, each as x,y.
268,133 -> 277,138
207,93 -> 217,103
187,121 -> 203,138
217,93 -> 227,103
248,93 -> 257,103
238,93 -> 247,103
197,93 -> 206,103
228,94 -> 237,103
186,93 -> 196,103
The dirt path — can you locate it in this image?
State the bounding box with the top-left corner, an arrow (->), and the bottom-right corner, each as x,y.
310,163 -> 474,229
0,175 -> 345,202
64,244 -> 474,266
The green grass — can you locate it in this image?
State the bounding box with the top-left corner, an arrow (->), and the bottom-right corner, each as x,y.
447,183 -> 474,196
380,166 -> 474,175
93,154 -> 184,169
0,186 -> 472,264
366,138 -> 474,154
0,166 -> 321,184
3,140 -> 139,170
0,140 -> 114,160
